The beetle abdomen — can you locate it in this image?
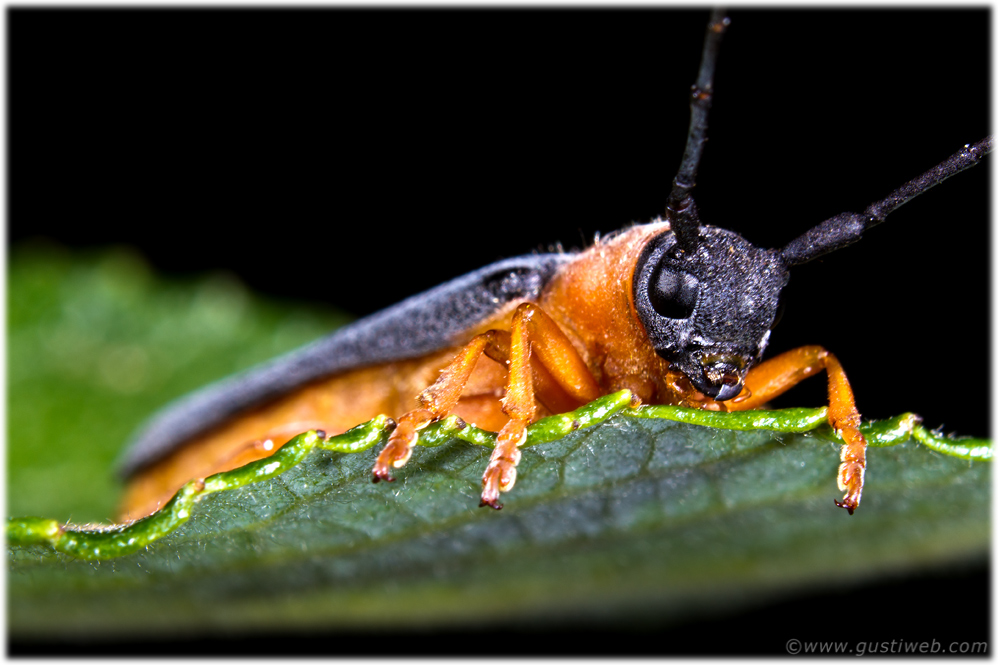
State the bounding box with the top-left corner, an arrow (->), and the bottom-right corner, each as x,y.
118,347 -> 516,520
117,253 -> 572,479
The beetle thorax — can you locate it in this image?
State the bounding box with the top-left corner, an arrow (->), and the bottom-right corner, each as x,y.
538,223 -> 679,402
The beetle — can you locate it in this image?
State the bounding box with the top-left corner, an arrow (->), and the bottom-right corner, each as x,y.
9,9 -> 992,520
98,9 -> 993,520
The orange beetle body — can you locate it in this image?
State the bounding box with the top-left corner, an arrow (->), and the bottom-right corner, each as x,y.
121,224 -> 670,518
110,11 -> 991,521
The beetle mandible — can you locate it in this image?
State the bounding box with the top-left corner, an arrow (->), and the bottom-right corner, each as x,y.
115,10 -> 991,520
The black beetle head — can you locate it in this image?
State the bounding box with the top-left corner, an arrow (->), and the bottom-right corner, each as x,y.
633,226 -> 789,401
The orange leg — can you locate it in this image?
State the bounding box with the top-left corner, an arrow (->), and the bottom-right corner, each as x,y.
372,332 -> 499,482
371,328 -> 579,482
481,303 -> 602,508
482,329 -> 582,416
372,303 -> 602,510
729,345 -> 867,513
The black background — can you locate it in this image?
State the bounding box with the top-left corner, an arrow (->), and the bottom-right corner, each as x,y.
9,8 -> 990,656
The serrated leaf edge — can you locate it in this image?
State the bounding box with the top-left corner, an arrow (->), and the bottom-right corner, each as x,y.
6,390 -> 990,560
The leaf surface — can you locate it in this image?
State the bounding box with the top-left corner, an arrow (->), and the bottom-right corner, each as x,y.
9,412 -> 989,638
7,248 -> 990,642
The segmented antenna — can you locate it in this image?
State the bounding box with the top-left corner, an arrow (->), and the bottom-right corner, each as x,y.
865,135 -> 994,224
666,8 -> 730,253
781,135 -> 994,266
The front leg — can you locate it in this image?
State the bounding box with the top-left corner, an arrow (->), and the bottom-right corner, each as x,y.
728,346 -> 867,514
481,303 -> 602,508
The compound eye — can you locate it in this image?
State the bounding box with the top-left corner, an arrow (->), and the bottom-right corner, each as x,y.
649,266 -> 699,319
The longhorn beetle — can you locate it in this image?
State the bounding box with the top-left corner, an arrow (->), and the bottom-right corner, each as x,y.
90,9 -> 991,520
11,13 -> 983,520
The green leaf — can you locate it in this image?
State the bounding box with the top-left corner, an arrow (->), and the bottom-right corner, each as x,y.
7,247 -> 990,642
9,406 -> 990,638
7,243 -> 350,522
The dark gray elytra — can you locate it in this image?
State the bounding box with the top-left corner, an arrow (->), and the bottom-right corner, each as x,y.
105,13 -> 988,478
11,11 -> 984,437
117,255 -> 571,476
7,7 -> 988,651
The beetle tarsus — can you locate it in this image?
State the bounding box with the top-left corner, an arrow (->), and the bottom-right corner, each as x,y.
836,459 -> 864,515
835,423 -> 866,515
478,419 -> 527,508
481,463 -> 512,509
372,409 -> 431,482
834,498 -> 856,515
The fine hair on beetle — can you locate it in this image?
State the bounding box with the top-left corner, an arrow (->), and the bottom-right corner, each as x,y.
10,11 -> 987,518
6,9 -> 990,656
13,10 -> 986,438
98,9 -> 991,521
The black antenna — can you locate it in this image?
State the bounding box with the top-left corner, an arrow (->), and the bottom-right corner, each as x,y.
782,136 -> 994,266
666,8 -> 730,253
